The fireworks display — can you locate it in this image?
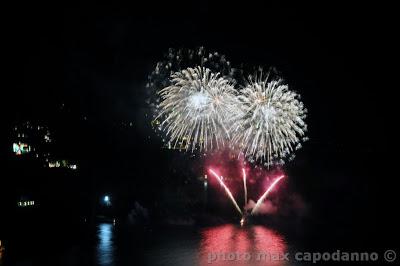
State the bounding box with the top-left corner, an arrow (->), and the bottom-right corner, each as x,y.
209,168 -> 243,215
147,48 -> 307,220
157,67 -> 238,151
251,175 -> 285,215
149,48 -> 307,165
208,167 -> 285,221
230,73 -> 308,166
147,48 -> 235,122
147,47 -> 240,151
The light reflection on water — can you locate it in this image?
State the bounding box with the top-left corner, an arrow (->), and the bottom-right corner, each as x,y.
199,224 -> 287,266
94,223 -> 288,266
97,223 -> 115,266
0,240 -> 4,266
3,223 -> 291,266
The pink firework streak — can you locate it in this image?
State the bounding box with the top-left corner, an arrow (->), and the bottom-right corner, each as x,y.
251,175 -> 285,215
242,168 -> 248,206
209,169 -> 243,215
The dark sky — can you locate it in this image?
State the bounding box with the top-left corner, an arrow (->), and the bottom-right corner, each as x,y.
2,3 -> 397,235
6,3 -> 394,145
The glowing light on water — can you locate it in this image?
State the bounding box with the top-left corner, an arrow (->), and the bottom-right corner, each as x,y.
199,224 -> 287,266
97,223 -> 115,266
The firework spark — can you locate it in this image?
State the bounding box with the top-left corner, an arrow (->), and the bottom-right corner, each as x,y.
242,168 -> 247,206
157,67 -> 238,151
230,72 -> 307,166
209,168 -> 243,215
251,175 -> 285,215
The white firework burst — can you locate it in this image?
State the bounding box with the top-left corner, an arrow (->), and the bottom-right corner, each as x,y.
147,47 -> 238,150
157,66 -> 238,151
146,47 -> 235,110
230,73 -> 307,166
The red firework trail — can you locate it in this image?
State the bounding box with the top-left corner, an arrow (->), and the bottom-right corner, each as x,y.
209,169 -> 243,215
251,175 -> 285,215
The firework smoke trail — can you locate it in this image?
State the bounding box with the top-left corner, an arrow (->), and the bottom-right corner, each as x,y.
251,175 -> 285,215
242,168 -> 247,206
157,67 -> 238,151
230,71 -> 307,166
209,169 -> 243,215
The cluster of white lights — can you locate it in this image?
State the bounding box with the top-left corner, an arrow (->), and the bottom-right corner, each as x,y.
48,160 -> 77,170
17,201 -> 35,207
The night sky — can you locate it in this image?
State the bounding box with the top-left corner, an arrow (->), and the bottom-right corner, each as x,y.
2,2 -> 398,248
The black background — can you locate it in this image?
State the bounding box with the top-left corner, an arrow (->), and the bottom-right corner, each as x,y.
1,1 -> 398,256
